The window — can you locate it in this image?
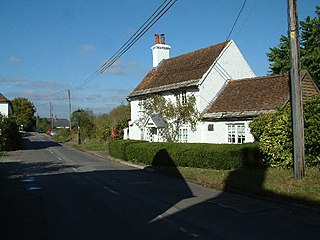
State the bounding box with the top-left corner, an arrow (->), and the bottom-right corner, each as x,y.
237,125 -> 245,143
208,124 -> 214,131
181,90 -> 187,105
228,124 -> 245,144
140,128 -> 144,140
228,125 -> 236,143
178,127 -> 188,143
138,96 -> 145,111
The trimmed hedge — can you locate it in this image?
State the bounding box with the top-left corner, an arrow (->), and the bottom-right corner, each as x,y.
0,116 -> 21,151
108,140 -> 261,170
108,140 -> 147,160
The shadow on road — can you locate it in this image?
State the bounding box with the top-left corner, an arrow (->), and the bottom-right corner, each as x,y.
1,142 -> 320,239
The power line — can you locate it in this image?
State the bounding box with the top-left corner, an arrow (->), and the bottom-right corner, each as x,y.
226,0 -> 247,41
75,0 -> 177,90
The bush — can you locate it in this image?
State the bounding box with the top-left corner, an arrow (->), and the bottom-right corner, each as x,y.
108,140 -> 147,160
0,116 -> 21,151
53,128 -> 71,143
109,140 -> 261,170
255,94 -> 320,168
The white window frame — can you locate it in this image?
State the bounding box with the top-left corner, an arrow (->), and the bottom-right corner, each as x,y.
181,90 -> 187,105
178,127 -> 188,143
227,124 -> 245,144
138,96 -> 145,111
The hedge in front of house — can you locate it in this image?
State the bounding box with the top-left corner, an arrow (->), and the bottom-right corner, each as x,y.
109,140 -> 261,170
108,140 -> 147,160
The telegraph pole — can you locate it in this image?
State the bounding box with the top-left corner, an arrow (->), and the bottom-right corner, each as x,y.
49,102 -> 53,129
287,0 -> 305,179
67,89 -> 72,130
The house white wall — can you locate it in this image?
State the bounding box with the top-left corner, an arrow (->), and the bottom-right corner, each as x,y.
198,40 -> 255,112
0,102 -> 11,117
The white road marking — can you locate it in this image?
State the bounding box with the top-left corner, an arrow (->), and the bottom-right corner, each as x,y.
104,186 -> 121,196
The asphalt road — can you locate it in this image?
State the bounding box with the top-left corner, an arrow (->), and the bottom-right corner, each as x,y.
0,132 -> 319,240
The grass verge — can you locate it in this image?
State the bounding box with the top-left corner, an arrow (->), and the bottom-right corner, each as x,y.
156,166 -> 320,207
73,140 -> 109,152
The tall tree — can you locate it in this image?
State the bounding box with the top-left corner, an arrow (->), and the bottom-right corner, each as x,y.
267,5 -> 320,86
11,98 -> 36,131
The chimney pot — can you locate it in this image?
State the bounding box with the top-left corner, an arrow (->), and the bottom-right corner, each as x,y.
155,34 -> 160,44
160,34 -> 165,44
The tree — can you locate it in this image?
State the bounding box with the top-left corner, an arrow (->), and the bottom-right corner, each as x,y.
142,94 -> 200,142
71,108 -> 95,141
95,104 -> 130,141
35,116 -> 50,131
267,5 -> 320,86
11,98 -> 36,131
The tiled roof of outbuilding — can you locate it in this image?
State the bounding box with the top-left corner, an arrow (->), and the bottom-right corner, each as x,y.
0,93 -> 10,102
203,71 -> 319,119
129,41 -> 230,97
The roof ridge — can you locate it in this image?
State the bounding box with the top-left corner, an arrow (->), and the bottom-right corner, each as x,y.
228,73 -> 289,84
164,40 -> 230,63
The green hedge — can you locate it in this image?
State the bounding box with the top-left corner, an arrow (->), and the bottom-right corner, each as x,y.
108,140 -> 147,160
0,116 -> 21,151
109,140 -> 261,170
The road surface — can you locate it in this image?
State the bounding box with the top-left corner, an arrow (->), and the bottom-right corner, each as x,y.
0,132 -> 319,239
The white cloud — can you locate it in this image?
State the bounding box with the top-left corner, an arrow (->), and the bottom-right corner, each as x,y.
9,56 -> 21,64
79,44 -> 95,54
101,60 -> 125,75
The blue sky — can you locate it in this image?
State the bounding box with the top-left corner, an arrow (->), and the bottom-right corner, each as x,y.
0,0 -> 318,119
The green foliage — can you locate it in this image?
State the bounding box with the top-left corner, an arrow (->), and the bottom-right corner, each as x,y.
35,116 -> 50,131
108,140 -> 146,160
53,128 -> 71,143
255,94 -> 320,168
95,104 -> 130,141
304,94 -> 320,165
267,5 -> 320,86
11,98 -> 36,131
95,114 -> 113,142
249,113 -> 275,141
267,35 -> 291,75
0,115 -> 21,150
142,94 -> 200,142
71,109 -> 95,141
109,140 -> 261,170
259,108 -> 293,168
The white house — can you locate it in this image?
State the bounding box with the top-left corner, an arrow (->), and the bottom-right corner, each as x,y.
0,93 -> 13,117
126,35 -> 319,144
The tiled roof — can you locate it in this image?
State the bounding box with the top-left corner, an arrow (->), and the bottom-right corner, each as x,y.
203,71 -> 319,119
129,41 -> 230,97
0,93 -> 9,102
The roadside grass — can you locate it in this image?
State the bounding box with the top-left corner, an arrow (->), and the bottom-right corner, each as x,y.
157,166 -> 320,207
73,140 -> 109,152
0,151 -> 4,159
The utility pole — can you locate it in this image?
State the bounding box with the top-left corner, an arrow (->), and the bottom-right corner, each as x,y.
49,102 -> 53,129
67,89 -> 72,130
287,0 -> 305,179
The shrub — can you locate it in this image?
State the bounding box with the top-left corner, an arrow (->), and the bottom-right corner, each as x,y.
257,94 -> 320,168
0,116 -> 21,151
249,112 -> 275,141
109,140 -> 261,170
53,128 -> 71,143
108,140 -> 147,160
